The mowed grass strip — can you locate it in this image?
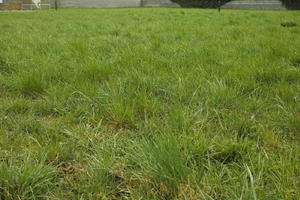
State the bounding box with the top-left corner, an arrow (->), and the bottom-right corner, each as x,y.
0,8 -> 299,199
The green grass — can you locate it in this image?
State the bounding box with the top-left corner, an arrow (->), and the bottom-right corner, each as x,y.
0,8 -> 300,199
0,159 -> 58,200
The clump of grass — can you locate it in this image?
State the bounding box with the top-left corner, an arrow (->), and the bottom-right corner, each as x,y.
0,159 -> 58,200
71,145 -> 128,200
19,71 -> 46,98
0,58 -> 15,75
3,99 -> 31,115
209,137 -> 251,164
75,63 -> 113,83
19,119 -> 45,134
40,142 -> 79,166
76,158 -> 126,199
127,134 -> 193,198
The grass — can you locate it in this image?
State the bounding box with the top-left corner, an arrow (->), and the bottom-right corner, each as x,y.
0,159 -> 58,200
0,8 -> 300,199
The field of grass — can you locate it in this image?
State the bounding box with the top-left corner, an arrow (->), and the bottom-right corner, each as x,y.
0,8 -> 300,199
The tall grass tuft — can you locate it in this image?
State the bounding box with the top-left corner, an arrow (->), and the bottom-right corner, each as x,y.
19,71 -> 46,98
0,159 -> 58,200
128,134 -> 192,197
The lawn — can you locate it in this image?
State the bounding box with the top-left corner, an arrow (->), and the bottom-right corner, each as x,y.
0,8 -> 300,199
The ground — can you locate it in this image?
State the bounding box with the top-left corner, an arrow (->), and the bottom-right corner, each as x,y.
0,8 -> 299,200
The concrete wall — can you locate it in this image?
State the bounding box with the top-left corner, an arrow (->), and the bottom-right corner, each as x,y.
142,0 -> 179,7
57,0 -> 141,8
52,0 -> 178,8
221,0 -> 287,10
1,0 -> 51,10
2,0 -> 296,10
